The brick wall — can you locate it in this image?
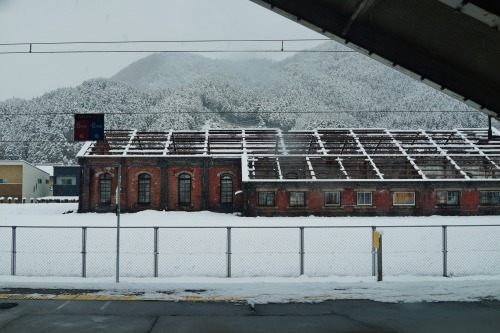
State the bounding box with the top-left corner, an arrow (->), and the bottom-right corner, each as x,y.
126,166 -> 162,211
89,165 -> 119,212
167,166 -> 203,211
460,189 -> 480,215
307,190 -> 323,212
78,157 -> 498,216
419,189 -> 436,215
207,166 -> 243,212
244,181 -> 497,217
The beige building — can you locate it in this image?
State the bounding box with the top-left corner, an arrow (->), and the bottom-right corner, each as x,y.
0,161 -> 51,202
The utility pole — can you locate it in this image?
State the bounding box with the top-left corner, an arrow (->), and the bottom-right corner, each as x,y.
116,164 -> 121,283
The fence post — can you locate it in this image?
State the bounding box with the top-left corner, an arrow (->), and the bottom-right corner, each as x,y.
377,233 -> 383,281
154,227 -> 159,278
442,226 -> 448,277
300,227 -> 305,275
82,227 -> 87,278
116,164 -> 121,283
372,226 -> 376,276
11,227 -> 16,276
226,227 -> 231,278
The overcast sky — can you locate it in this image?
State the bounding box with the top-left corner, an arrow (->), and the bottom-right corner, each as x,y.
0,0 -> 326,101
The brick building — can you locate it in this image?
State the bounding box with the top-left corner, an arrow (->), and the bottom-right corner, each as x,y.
77,128 -> 500,216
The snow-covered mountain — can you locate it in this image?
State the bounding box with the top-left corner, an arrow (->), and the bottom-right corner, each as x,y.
0,42 -> 491,164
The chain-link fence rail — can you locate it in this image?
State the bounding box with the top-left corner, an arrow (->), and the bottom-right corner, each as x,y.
0,225 -> 499,279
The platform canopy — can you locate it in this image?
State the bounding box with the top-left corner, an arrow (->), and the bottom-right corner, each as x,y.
250,0 -> 500,119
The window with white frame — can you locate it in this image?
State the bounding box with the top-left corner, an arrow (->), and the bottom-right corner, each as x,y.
56,176 -> 76,186
357,192 -> 372,206
436,191 -> 459,206
324,191 -> 340,206
0,178 -> 7,183
258,192 -> 275,206
393,192 -> 415,206
480,191 -> 500,205
289,191 -> 306,207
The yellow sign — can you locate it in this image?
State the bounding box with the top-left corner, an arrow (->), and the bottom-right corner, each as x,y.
373,231 -> 380,249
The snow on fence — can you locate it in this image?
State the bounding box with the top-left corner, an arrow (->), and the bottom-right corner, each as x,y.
0,225 -> 499,279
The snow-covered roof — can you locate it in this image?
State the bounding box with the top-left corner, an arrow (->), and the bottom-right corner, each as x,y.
35,165 -> 54,176
77,129 -> 289,157
78,128 -> 500,181
0,160 -> 52,176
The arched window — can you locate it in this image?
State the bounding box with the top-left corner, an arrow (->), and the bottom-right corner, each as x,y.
99,173 -> 111,204
178,173 -> 191,205
138,173 -> 151,204
220,174 -> 233,204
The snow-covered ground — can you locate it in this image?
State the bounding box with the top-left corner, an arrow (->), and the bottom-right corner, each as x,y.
0,203 -> 499,303
2,202 -> 499,228
1,275 -> 500,304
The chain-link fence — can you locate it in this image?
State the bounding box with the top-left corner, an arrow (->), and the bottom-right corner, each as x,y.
158,228 -> 226,278
378,227 -> 443,276
1,225 -> 499,279
0,227 -> 11,276
447,226 -> 500,276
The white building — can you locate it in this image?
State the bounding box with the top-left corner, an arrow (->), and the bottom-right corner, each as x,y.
0,160 -> 51,202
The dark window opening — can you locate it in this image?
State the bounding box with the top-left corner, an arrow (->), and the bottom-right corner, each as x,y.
178,173 -> 191,205
437,191 -> 459,206
325,191 -> 340,206
220,174 -> 233,204
289,191 -> 306,207
357,192 -> 372,206
57,177 -> 76,185
138,173 -> 151,204
99,173 -> 111,204
258,192 -> 275,206
480,191 -> 500,205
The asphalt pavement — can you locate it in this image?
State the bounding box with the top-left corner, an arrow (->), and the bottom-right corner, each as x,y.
1,297 -> 500,333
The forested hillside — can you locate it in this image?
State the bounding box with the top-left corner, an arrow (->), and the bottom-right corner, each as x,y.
0,42 -> 492,164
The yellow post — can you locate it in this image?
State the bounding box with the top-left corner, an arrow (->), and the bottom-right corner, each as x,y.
373,231 -> 380,249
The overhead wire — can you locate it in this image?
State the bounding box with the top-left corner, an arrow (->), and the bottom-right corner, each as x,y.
0,140 -> 75,143
0,37 -> 487,147
0,110 -> 479,116
0,50 -> 357,55
0,38 -> 332,46
0,38 -> 478,114
0,38 -> 350,55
